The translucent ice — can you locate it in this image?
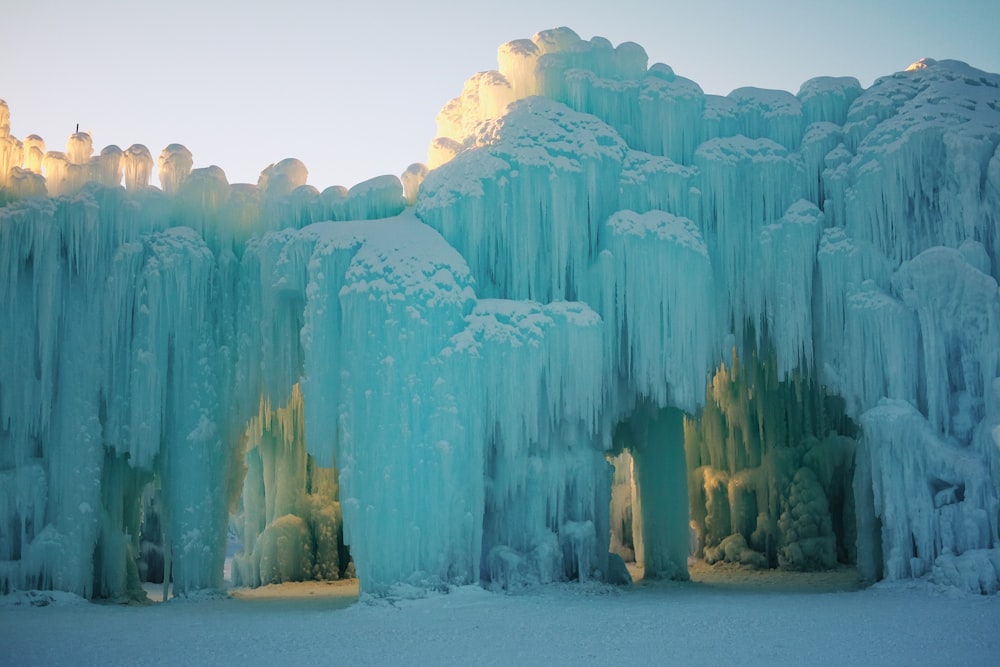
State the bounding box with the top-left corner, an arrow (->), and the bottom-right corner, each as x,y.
2,33 -> 1000,599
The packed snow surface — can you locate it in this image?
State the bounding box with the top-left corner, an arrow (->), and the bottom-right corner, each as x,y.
2,577 -> 999,666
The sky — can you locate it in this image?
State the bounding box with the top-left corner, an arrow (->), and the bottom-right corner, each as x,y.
2,0 -> 998,190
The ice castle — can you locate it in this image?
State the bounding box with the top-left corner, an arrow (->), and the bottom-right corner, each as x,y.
2,28 -> 999,598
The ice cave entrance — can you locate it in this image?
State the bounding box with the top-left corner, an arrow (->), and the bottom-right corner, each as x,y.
129,346 -> 859,597
208,345 -> 860,594
608,346 -> 858,584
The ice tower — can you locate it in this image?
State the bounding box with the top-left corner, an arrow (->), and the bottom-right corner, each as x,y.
2,28 -> 1000,599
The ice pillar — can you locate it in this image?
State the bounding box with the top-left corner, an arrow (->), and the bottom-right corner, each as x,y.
624,407 -> 690,580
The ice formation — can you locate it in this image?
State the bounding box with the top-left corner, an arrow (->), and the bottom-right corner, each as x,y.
2,27 -> 1000,599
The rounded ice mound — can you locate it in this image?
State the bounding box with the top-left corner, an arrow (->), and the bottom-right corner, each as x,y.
8,166 -> 47,197
178,165 -> 230,210
614,41 -> 648,79
258,157 -> 308,196
532,26 -> 583,54
158,143 -> 194,194
905,57 -> 937,71
401,162 -> 428,206
797,76 -> 863,126
345,174 -> 405,220
122,144 -> 153,190
66,132 -> 93,165
22,135 -> 45,172
91,145 -> 123,187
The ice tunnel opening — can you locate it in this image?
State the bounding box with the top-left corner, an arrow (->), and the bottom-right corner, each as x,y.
226,385 -> 356,592
120,385 -> 359,603
608,343 -> 860,586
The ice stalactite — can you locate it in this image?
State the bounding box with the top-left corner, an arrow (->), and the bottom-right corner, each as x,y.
844,60 -> 1000,266
800,122 -> 844,205
891,246 -> 1000,438
0,153 -> 17,194
636,65 -> 706,165
96,220 -> 236,596
174,165 -> 232,244
419,96 -> 628,302
497,39 -> 540,100
617,150 -> 699,220
839,281 -> 921,417
0,191 -> 219,598
693,136 -> 804,339
757,200 -> 823,378
596,209 -> 717,415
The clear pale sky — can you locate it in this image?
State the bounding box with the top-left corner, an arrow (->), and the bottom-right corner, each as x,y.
2,0 -> 998,190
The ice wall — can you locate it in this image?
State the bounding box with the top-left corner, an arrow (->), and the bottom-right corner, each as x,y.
0,149 -> 427,597
420,31 -> 1000,590
3,29 -> 1000,597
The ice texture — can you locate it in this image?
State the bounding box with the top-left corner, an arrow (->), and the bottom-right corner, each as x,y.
2,31 -> 1000,598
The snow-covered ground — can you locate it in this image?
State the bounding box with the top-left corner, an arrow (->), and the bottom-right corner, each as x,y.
2,567 -> 997,666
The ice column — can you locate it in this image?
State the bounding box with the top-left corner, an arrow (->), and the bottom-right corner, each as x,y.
618,407 -> 691,580
457,300 -> 608,588
122,144 -> 152,190
694,135 -> 804,335
158,144 -> 193,194
91,145 -> 123,187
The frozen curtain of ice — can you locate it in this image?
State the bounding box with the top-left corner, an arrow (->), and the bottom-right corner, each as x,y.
2,29 -> 1000,597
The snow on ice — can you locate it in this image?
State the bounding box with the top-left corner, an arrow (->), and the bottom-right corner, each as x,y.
2,27 -> 1000,601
